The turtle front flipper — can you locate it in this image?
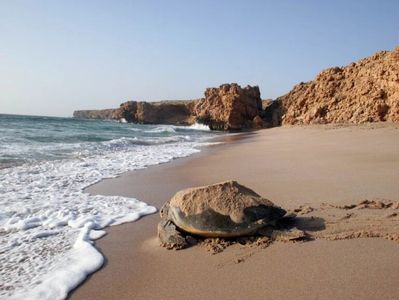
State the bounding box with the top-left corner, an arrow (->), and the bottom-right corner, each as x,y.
158,220 -> 188,250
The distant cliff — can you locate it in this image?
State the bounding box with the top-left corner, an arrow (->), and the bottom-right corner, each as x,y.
73,109 -> 119,119
73,101 -> 197,125
113,100 -> 198,125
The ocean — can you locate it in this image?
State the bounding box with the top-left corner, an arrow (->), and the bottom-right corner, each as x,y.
0,114 -> 217,299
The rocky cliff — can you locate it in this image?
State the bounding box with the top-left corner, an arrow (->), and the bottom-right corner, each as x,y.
194,83 -> 264,130
73,84 -> 264,130
74,100 -> 197,124
73,109 -> 119,119
113,100 -> 197,125
269,47 -> 399,125
74,47 -> 399,130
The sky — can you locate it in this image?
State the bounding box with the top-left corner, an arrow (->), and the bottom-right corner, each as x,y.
0,0 -> 398,117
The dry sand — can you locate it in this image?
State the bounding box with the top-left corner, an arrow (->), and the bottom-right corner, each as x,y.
70,124 -> 399,300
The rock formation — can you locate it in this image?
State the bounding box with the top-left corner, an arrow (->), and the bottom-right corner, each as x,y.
194,83 -> 264,130
74,100 -> 197,124
112,100 -> 197,125
74,46 -> 399,129
73,83 -> 265,130
268,46 -> 399,125
73,109 -> 119,120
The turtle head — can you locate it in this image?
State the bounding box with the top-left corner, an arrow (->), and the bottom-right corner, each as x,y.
159,201 -> 170,219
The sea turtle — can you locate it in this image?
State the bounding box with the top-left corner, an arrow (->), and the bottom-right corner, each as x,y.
158,181 -> 295,249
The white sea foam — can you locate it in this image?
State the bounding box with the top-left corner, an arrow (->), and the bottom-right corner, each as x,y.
187,123 -> 210,131
0,139 -> 213,300
142,123 -> 210,134
144,126 -> 177,133
89,229 -> 106,240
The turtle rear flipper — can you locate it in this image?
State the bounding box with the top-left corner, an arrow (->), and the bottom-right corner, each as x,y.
257,226 -> 306,241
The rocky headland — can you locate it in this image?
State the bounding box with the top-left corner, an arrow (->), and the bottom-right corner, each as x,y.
74,46 -> 399,130
73,108 -> 118,120
73,83 -> 264,130
113,100 -> 197,125
73,100 -> 197,125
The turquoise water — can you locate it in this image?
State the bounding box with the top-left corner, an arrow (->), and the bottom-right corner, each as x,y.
0,114 -> 213,168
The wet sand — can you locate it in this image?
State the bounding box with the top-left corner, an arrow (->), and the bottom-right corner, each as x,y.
70,124 -> 399,300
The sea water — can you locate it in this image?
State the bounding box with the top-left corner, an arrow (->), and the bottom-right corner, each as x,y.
0,114 -> 216,299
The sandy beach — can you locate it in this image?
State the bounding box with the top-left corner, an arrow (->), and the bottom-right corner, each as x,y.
3,3 -> 398,299
70,124 -> 399,300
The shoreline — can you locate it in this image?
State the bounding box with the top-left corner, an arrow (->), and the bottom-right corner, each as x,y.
70,124 -> 399,300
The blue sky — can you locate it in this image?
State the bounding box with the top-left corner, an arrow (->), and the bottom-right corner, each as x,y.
0,0 -> 398,117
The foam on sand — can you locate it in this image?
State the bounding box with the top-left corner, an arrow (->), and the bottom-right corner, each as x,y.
11,222 -> 106,300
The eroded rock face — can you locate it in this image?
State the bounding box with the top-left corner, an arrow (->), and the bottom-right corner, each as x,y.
274,47 -> 399,125
73,109 -> 119,119
165,180 -> 286,238
194,83 -> 263,130
73,84 -> 265,130
73,47 -> 399,129
113,100 -> 198,125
